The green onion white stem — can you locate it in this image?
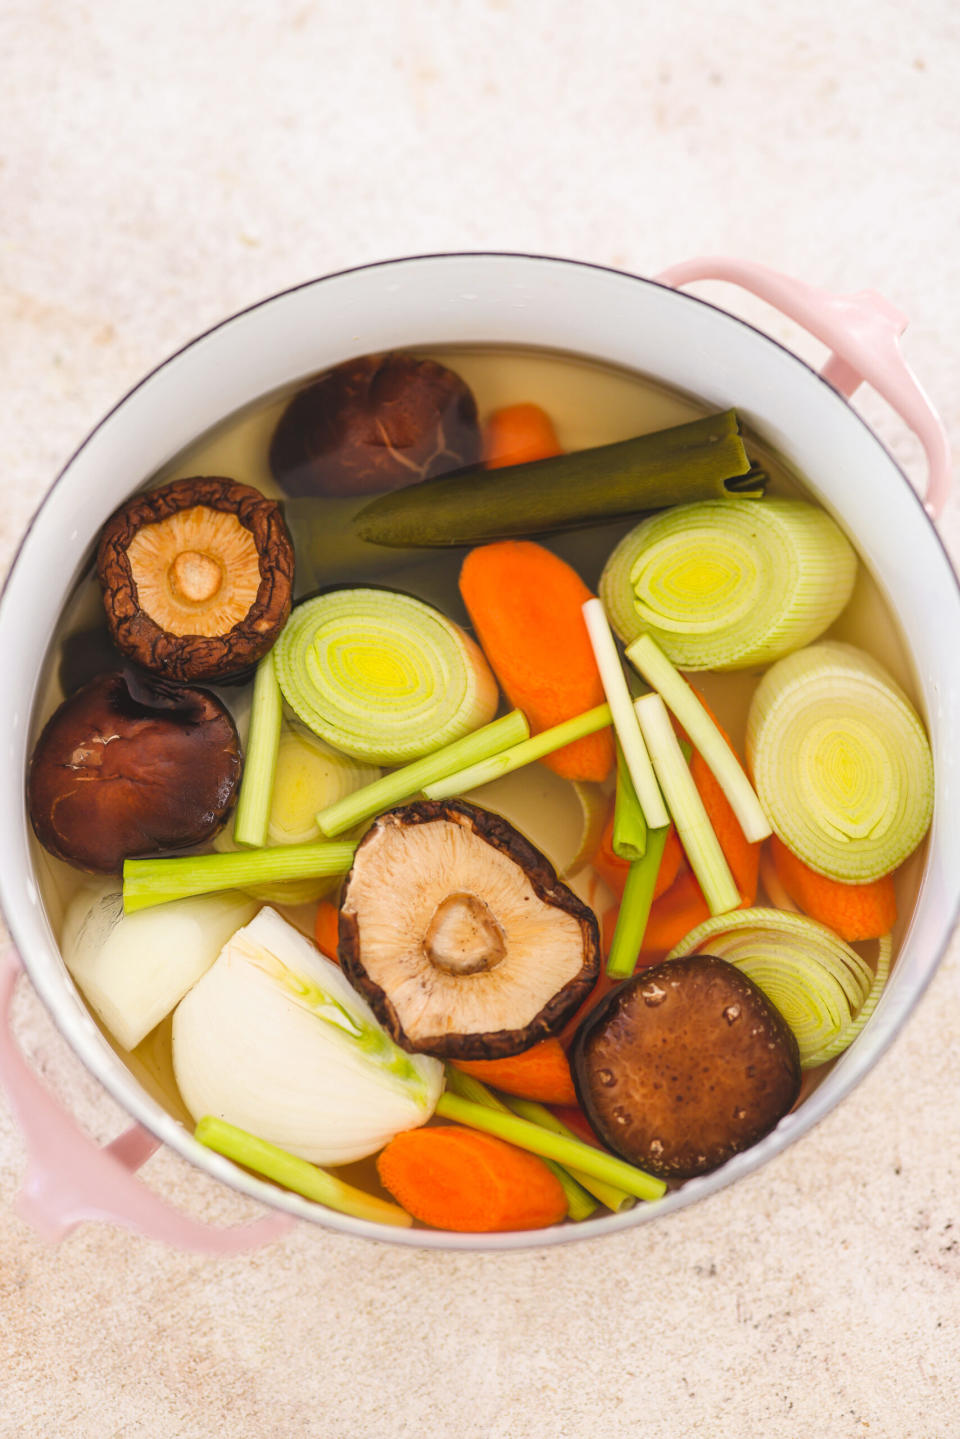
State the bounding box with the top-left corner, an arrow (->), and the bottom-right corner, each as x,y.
444,1068 -> 597,1221
634,692 -> 739,916
423,704 -> 611,801
581,598 -> 668,829
746,641 -> 934,882
195,1117 -> 413,1228
625,633 -> 771,843
316,709 -> 530,837
668,907 -> 892,1067
435,1091 -> 666,1203
123,842 -> 356,914
233,651 -> 284,849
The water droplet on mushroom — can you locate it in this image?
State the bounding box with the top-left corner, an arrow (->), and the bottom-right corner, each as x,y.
613,1106 -> 630,1125
723,1003 -> 741,1024
597,1068 -> 615,1087
734,1107 -> 747,1121
641,982 -> 667,1007
649,1138 -> 664,1157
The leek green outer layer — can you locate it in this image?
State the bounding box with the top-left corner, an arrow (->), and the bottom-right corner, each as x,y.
274,588 -> 498,765
599,497 -> 857,669
354,410 -> 761,547
746,641 -> 933,882
668,907 -> 892,1068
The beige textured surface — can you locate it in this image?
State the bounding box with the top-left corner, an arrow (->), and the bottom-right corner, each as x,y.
2,3 -> 959,1435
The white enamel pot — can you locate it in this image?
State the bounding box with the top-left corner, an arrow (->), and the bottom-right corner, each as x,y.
1,253 -> 956,1252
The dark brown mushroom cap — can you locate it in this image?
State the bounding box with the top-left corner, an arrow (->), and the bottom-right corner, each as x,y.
28,670 -> 241,874
268,352 -> 481,499
572,953 -> 801,1180
339,799 -> 600,1060
96,476 -> 294,683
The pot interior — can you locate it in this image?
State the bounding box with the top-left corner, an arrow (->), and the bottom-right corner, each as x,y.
5,256 -> 959,1248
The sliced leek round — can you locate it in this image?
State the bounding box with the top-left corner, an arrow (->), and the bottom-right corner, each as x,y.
274,587 -> 499,765
668,907 -> 891,1068
747,641 -> 933,882
599,498 -> 857,669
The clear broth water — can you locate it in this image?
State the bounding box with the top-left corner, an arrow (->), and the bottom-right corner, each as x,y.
29,344 -> 930,1200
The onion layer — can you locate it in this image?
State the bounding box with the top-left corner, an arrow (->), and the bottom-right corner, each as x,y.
746,641 -> 933,882
599,498 -> 856,669
667,907 -> 891,1068
274,588 -> 499,765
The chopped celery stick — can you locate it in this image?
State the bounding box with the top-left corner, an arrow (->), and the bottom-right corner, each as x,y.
634,693 -> 739,917
611,743 -> 646,862
626,633 -> 771,843
503,1097 -> 635,1213
195,1117 -> 412,1228
606,826 -> 671,980
233,651 -> 284,849
316,709 -> 529,837
444,1068 -> 597,1222
123,842 -> 356,914
435,1092 -> 666,1202
423,704 -> 611,801
582,599 -> 668,829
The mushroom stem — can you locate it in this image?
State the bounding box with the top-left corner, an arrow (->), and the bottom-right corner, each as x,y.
169,550 -> 223,603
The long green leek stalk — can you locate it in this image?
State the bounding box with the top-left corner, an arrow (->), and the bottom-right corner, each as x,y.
195,1117 -> 413,1228
599,498 -> 857,668
232,651 -> 284,849
626,633 -> 771,844
443,1069 -> 598,1221
123,842 -> 356,913
435,1092 -> 666,1203
746,641 -> 934,882
354,410 -> 763,547
316,708 -> 529,836
606,832 -> 671,980
504,1098 -> 636,1213
634,693 -> 739,917
668,907 -> 892,1067
423,705 -> 611,801
274,588 -> 499,765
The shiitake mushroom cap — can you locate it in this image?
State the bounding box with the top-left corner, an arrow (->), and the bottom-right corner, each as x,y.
339,799 -> 600,1060
97,476 -> 294,683
28,670 -> 241,874
571,953 -> 801,1180
269,352 -> 481,499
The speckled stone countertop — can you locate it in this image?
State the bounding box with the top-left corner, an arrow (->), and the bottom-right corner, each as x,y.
2,3 -> 959,1435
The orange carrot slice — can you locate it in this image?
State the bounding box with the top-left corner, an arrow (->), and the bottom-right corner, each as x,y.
451,1038 -> 576,1105
459,540 -> 615,782
314,900 -> 340,961
483,402 -> 562,469
376,1126 -> 568,1232
769,834 -> 897,942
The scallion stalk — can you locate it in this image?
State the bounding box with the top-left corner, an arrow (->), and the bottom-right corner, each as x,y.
634,693 -> 739,916
194,1116 -> 413,1228
582,599 -> 668,829
611,743 -> 646,861
233,651 -> 284,849
605,827 -> 671,980
444,1068 -> 597,1222
503,1097 -> 636,1213
625,633 -> 771,844
435,1091 -> 666,1203
316,709 -> 530,837
423,705 -> 611,801
123,842 -> 357,914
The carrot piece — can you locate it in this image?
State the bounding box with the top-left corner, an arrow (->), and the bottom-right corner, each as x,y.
376,1125 -> 568,1232
451,1038 -> 576,1105
769,834 -> 897,942
314,900 -> 341,961
459,540 -> 615,782
483,402 -> 562,469
592,808 -> 684,900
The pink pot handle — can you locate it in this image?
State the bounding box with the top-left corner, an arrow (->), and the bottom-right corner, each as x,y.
655,256 -> 952,520
0,943 -> 293,1252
